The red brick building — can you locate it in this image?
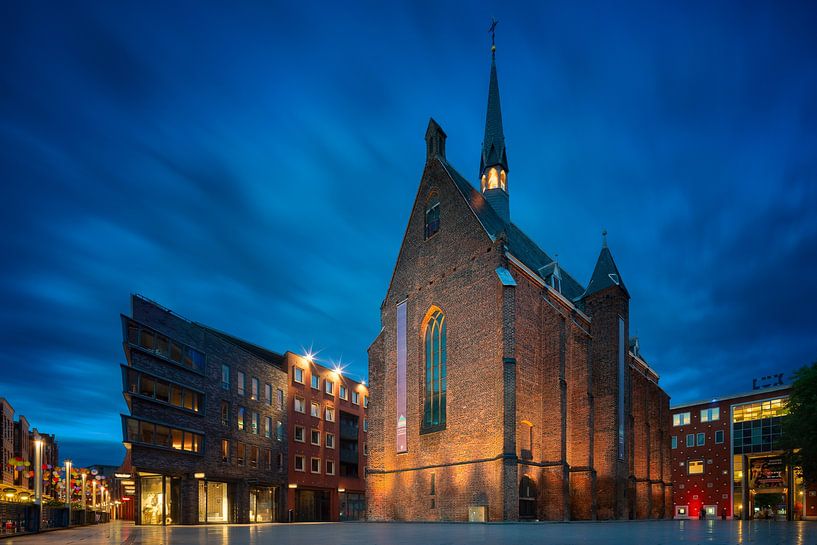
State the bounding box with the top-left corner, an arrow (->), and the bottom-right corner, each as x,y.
285,354 -> 368,521
366,42 -> 672,521
670,384 -> 815,520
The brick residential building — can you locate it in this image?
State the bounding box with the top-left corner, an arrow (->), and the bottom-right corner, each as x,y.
121,294 -> 289,524
669,384 -> 816,520
285,353 -> 368,521
366,41 -> 672,521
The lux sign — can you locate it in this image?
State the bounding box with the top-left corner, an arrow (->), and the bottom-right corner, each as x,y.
752,373 -> 784,390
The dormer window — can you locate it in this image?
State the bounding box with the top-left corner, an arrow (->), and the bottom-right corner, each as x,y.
551,274 -> 561,293
424,193 -> 440,239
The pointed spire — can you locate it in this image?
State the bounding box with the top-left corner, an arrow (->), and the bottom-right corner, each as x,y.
480,30 -> 508,177
584,231 -> 629,299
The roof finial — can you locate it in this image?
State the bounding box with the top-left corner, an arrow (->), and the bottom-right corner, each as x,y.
488,17 -> 498,56
602,229 -> 608,248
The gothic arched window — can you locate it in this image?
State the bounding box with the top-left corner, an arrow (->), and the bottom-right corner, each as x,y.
424,193 -> 440,240
422,308 -> 446,430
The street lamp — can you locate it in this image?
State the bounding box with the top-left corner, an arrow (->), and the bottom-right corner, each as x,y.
92,478 -> 97,510
33,438 -> 43,506
64,459 -> 72,526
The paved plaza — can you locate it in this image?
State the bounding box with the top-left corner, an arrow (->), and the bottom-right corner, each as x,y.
4,520 -> 815,545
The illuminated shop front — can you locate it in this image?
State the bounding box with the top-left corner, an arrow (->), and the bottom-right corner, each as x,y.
249,486 -> 279,523
731,396 -> 804,520
138,474 -> 181,525
198,480 -> 230,523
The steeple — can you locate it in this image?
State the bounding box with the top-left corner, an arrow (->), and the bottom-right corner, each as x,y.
480,18 -> 510,223
584,230 -> 630,299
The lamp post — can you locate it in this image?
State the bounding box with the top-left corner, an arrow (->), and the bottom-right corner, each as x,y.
81,472 -> 87,524
64,459 -> 72,527
33,438 -> 43,505
92,478 -> 97,510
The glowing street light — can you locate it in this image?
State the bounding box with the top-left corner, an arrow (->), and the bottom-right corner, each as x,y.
64,459 -> 72,526
33,438 -> 43,506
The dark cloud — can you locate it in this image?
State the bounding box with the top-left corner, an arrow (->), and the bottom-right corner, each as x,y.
1,1 -> 816,465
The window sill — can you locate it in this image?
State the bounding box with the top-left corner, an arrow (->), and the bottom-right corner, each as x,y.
420,424 -> 446,435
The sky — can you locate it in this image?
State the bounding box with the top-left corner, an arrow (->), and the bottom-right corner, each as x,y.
1,1 -> 816,467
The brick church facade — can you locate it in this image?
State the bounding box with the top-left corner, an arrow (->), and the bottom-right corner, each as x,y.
366,43 -> 673,521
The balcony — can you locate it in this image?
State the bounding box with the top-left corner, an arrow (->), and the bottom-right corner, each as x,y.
339,422 -> 359,441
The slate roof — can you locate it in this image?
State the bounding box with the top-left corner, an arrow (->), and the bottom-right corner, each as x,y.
439,157 -> 588,304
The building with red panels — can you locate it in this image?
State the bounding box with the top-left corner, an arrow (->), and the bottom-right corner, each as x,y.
285,352 -> 368,521
670,384 -> 815,520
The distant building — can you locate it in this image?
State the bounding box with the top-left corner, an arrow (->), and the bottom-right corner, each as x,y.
13,415 -> 30,489
1,398 -> 15,487
366,40 -> 672,521
669,384 -> 816,520
0,399 -> 59,501
285,353 -> 368,521
120,294 -> 368,525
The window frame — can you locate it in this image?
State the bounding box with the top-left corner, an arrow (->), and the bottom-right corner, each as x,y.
294,425 -> 305,443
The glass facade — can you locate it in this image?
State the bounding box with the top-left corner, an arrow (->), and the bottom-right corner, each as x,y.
139,474 -> 181,525
732,398 -> 788,454
198,481 -> 230,523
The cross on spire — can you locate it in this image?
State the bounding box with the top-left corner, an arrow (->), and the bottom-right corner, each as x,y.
488,17 -> 498,54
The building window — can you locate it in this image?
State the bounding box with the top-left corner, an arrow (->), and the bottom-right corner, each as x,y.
701,408 -> 720,422
424,193 -> 440,239
520,420 -> 534,460
221,401 -> 229,426
422,308 -> 447,430
715,430 -> 724,444
340,385 -> 348,400
237,371 -> 246,396
363,419 -> 368,433
221,439 -> 230,463
351,391 -> 360,405
276,388 -> 285,410
251,412 -> 259,435
326,433 -> 335,449
277,453 -> 284,471
696,432 -> 705,446
276,421 -> 284,441
294,455 -> 305,472
671,435 -> 677,449
686,434 -> 694,447
237,443 -> 245,466
221,365 -> 230,390
251,377 -> 259,401
364,395 -> 369,408
124,417 -> 203,454
326,460 -> 335,475
325,380 -> 334,395
325,407 -> 335,422
125,369 -> 203,412
264,383 -> 272,406
249,446 -> 259,468
294,367 -> 304,384
265,449 -> 272,470
673,412 -> 691,426
125,320 -> 205,373
311,374 -> 319,389
294,397 -> 306,413
310,457 -> 321,474
237,407 -> 246,431
311,429 -> 320,445
311,402 -> 320,418
364,443 -> 368,456
264,416 -> 272,438
688,460 -> 704,475
294,425 -> 305,442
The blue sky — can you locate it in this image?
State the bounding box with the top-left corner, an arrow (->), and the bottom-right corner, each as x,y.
1,1 -> 816,466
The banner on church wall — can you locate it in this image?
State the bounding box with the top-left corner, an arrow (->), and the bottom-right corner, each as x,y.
396,301 -> 407,453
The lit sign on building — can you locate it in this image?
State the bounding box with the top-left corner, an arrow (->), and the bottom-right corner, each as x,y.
752,373 -> 784,390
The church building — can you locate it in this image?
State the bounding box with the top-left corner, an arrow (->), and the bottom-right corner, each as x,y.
366,39 -> 673,521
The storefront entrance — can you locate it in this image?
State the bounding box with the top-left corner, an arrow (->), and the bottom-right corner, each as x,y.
138,474 -> 181,525
198,481 -> 230,523
295,489 -> 330,521
340,492 -> 366,521
249,486 -> 278,522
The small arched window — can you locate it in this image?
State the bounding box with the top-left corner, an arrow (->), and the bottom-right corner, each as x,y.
422,308 -> 446,430
424,193 -> 440,240
520,420 -> 533,460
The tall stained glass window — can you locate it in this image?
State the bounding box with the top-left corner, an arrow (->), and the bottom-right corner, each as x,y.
423,309 -> 447,430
